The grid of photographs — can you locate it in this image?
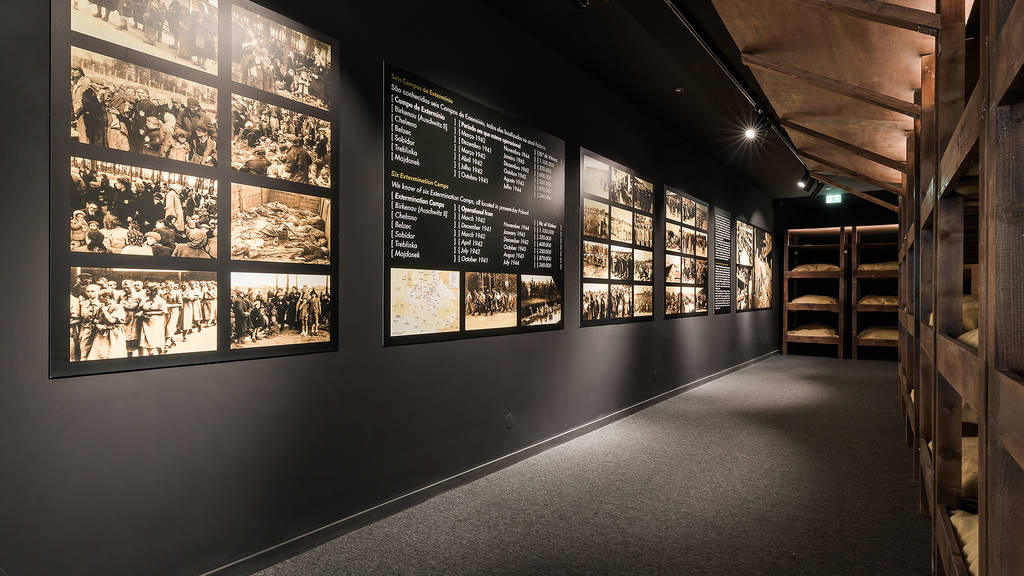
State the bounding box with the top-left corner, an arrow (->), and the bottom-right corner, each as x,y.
664,187 -> 709,318
580,151 -> 655,325
735,220 -> 773,312
53,0 -> 339,377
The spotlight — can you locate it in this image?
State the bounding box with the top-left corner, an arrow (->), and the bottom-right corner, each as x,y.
744,128 -> 757,140
797,180 -> 806,188
796,168 -> 811,189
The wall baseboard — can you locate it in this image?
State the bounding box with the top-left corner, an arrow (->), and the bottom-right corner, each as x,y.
202,350 -> 779,576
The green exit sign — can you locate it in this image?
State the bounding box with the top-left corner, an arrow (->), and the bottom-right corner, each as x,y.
825,192 -> 842,204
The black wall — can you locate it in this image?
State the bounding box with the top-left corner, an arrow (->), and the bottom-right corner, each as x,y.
0,2 -> 778,575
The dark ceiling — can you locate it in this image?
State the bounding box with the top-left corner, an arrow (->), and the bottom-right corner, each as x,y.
480,0 -> 810,198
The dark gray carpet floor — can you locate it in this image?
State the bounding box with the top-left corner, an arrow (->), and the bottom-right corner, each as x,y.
256,355 -> 931,576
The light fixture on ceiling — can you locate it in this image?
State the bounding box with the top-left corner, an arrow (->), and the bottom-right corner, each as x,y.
797,168 -> 810,188
744,127 -> 757,140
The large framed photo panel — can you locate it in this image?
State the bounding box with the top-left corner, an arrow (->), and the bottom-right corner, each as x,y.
52,0 -> 341,377
580,150 -> 655,325
735,219 -> 773,312
664,187 -> 708,318
383,65 -> 566,345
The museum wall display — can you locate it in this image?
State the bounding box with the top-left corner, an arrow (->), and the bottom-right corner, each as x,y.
664,187 -> 709,318
6,1 -> 778,574
735,220 -> 773,312
51,0 -> 341,377
713,207 -> 734,315
383,66 -> 565,344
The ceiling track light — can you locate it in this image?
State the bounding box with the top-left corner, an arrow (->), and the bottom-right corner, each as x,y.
797,168 -> 811,189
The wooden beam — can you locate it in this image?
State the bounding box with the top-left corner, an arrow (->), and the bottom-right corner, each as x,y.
742,53 -> 921,118
813,173 -> 899,212
801,150 -> 903,194
993,0 -> 1024,104
788,0 -> 941,36
780,118 -> 909,173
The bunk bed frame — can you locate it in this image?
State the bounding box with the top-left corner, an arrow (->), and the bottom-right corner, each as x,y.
782,227 -> 846,358
852,224 -> 900,358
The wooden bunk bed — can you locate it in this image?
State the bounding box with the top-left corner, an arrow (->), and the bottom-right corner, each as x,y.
851,224 -> 900,358
782,227 -> 845,358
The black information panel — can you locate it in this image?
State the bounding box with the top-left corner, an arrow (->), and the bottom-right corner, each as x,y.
664,187 -> 709,318
713,208 -> 733,315
384,65 -> 565,345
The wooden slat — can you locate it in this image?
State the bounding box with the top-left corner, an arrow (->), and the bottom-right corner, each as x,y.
993,0 -> 1024,104
920,438 -> 936,515
901,310 -> 917,335
780,118 -> 909,173
920,179 -> 935,224
936,334 -> 984,413
783,334 -> 841,345
786,0 -> 941,35
939,83 -> 981,197
812,173 -> 899,211
993,370 -> 1024,470
808,156 -> 902,195
921,322 -> 935,360
857,337 -> 900,348
785,302 -> 842,312
936,506 -> 972,576
741,53 -> 922,117
785,270 -> 843,279
856,303 -> 899,313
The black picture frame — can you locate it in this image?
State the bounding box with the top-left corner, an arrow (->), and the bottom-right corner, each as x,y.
663,186 -> 709,319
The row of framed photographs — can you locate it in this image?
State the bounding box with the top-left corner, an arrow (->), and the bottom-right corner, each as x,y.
665,187 -> 710,318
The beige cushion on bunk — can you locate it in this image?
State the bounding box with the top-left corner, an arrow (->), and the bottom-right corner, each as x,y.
949,509 -> 980,576
858,326 -> 899,340
958,329 -> 979,350
791,294 -> 839,305
787,323 -> 838,337
962,295 -> 979,332
858,261 -> 898,271
792,263 -> 840,272
962,436 -> 979,501
859,294 -> 898,306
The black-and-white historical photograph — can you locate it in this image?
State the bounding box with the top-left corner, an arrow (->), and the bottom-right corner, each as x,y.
581,155 -> 610,199
609,284 -> 632,319
634,213 -> 653,249
695,259 -> 708,286
666,286 -> 682,316
70,157 -> 217,257
681,257 -> 696,284
464,272 -> 517,331
682,286 -> 696,314
582,282 -> 608,321
231,94 -> 332,187
696,203 -> 708,231
736,220 -> 754,268
754,229 -> 773,309
230,272 -> 332,348
610,167 -> 632,207
583,241 -> 609,279
634,285 -> 653,317
634,249 -> 653,282
695,231 -> 708,258
70,46 -> 218,165
681,196 -> 697,227
633,177 -> 654,214
666,222 -> 682,253
582,198 -> 609,239
610,206 -> 633,244
666,254 -> 681,283
231,3 -> 332,111
72,1 -> 219,74
520,275 -> 561,327
696,287 -> 708,312
666,191 -> 682,223
680,228 -> 695,256
230,184 -> 330,264
610,245 -> 633,281
736,266 -> 752,311
69,266 -> 217,362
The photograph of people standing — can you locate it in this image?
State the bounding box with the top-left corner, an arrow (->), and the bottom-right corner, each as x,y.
231,94 -> 332,187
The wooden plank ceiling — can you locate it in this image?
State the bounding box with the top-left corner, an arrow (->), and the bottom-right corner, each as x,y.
710,0 -> 938,207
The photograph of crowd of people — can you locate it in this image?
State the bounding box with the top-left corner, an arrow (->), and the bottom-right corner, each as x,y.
666,222 -> 682,253
232,4 -> 332,111
736,266 -> 752,311
666,286 -> 682,316
610,246 -> 633,281
634,250 -> 653,282
681,196 -> 697,227
520,275 -> 561,327
680,228 -> 695,255
610,206 -> 633,244
696,287 -> 708,312
69,267 -> 217,362
682,286 -> 697,314
666,191 -> 682,222
581,283 -> 608,321
695,231 -> 708,258
634,214 -> 653,248
581,155 -> 610,199
230,184 -> 330,264
610,167 -> 632,207
464,272 -> 517,331
583,241 -> 609,279
753,229 -> 773,309
70,157 -> 217,258
582,199 -> 609,239
70,47 -> 218,165
609,285 -> 632,319
633,177 -> 654,213
230,272 -> 332,348
696,203 -> 709,231
231,94 -> 332,187
634,285 -> 653,317
695,259 -> 708,286
72,1 -> 219,74
666,254 -> 681,283
681,257 -> 695,284
736,220 -> 754,268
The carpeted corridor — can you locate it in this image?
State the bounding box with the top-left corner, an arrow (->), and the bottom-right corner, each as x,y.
257,355 -> 931,576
